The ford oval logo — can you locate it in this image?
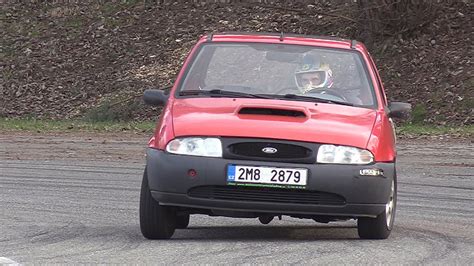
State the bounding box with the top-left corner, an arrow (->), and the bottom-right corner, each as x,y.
262,147 -> 278,154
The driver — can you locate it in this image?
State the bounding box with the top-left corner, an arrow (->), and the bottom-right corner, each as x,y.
294,55 -> 334,94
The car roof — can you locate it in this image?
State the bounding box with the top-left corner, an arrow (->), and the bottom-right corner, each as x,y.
200,32 -> 360,50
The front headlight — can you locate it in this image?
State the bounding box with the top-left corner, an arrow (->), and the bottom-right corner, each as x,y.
317,144 -> 373,164
166,137 -> 222,157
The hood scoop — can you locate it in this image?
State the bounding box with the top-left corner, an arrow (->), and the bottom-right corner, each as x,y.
238,106 -> 308,118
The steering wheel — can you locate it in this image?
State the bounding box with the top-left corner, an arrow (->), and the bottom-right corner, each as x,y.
304,88 -> 347,101
274,86 -> 347,101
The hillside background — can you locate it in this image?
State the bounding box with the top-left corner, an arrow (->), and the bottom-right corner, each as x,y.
1,0 -> 472,125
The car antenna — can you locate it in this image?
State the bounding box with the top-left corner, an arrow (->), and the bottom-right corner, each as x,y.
206,33 -> 213,42
279,31 -> 284,42
351,39 -> 357,49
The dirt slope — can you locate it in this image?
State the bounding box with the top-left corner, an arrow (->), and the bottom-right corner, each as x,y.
1,1 -> 472,124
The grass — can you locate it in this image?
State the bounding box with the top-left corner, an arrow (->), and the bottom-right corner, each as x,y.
0,118 -> 472,138
0,118 -> 155,133
411,104 -> 427,124
396,124 -> 473,137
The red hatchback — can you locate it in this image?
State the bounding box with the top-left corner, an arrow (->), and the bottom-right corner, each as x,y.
140,33 -> 411,240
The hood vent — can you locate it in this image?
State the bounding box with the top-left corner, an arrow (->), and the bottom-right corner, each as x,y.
238,107 -> 307,118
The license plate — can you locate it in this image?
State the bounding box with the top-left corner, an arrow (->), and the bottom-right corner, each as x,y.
227,164 -> 308,188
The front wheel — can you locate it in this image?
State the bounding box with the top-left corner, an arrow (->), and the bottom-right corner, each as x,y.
139,168 -> 176,239
357,178 -> 397,239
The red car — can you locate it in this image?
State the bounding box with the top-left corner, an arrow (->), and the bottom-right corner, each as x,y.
140,32 -> 411,240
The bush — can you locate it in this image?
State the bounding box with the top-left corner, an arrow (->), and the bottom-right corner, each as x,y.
356,0 -> 441,42
411,104 -> 428,124
85,97 -> 141,122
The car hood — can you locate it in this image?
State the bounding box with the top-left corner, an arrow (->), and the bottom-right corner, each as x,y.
171,98 -> 377,148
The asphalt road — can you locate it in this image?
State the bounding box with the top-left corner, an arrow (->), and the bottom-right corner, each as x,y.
0,132 -> 473,264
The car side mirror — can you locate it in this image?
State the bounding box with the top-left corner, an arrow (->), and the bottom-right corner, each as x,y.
388,102 -> 411,119
143,89 -> 169,106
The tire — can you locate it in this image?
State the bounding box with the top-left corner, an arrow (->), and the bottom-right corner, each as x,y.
357,176 -> 397,239
176,214 -> 190,229
139,168 -> 176,239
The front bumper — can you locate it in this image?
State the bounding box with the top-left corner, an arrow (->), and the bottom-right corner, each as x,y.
146,148 -> 395,218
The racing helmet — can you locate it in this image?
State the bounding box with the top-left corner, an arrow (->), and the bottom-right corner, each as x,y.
295,55 -> 334,93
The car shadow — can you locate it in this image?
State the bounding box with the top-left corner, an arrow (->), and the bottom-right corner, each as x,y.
172,225 -> 359,241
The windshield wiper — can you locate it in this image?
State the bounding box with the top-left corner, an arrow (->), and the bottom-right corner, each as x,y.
279,94 -> 354,106
179,89 -> 273,99
179,90 -> 352,105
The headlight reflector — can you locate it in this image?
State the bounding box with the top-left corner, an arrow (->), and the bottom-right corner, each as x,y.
317,145 -> 373,164
166,137 -> 222,157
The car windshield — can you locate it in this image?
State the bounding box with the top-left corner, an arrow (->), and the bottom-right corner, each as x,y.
178,43 -> 376,107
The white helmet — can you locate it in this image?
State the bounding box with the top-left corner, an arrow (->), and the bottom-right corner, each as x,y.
295,55 -> 334,94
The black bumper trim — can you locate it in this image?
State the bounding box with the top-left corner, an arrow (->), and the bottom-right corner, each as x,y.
187,185 -> 346,205
152,191 -> 385,218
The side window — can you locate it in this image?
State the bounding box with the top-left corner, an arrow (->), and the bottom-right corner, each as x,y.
318,51 -> 373,105
368,53 -> 387,106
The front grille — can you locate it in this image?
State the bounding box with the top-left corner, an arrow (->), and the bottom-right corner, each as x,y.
228,142 -> 312,160
188,186 -> 346,205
